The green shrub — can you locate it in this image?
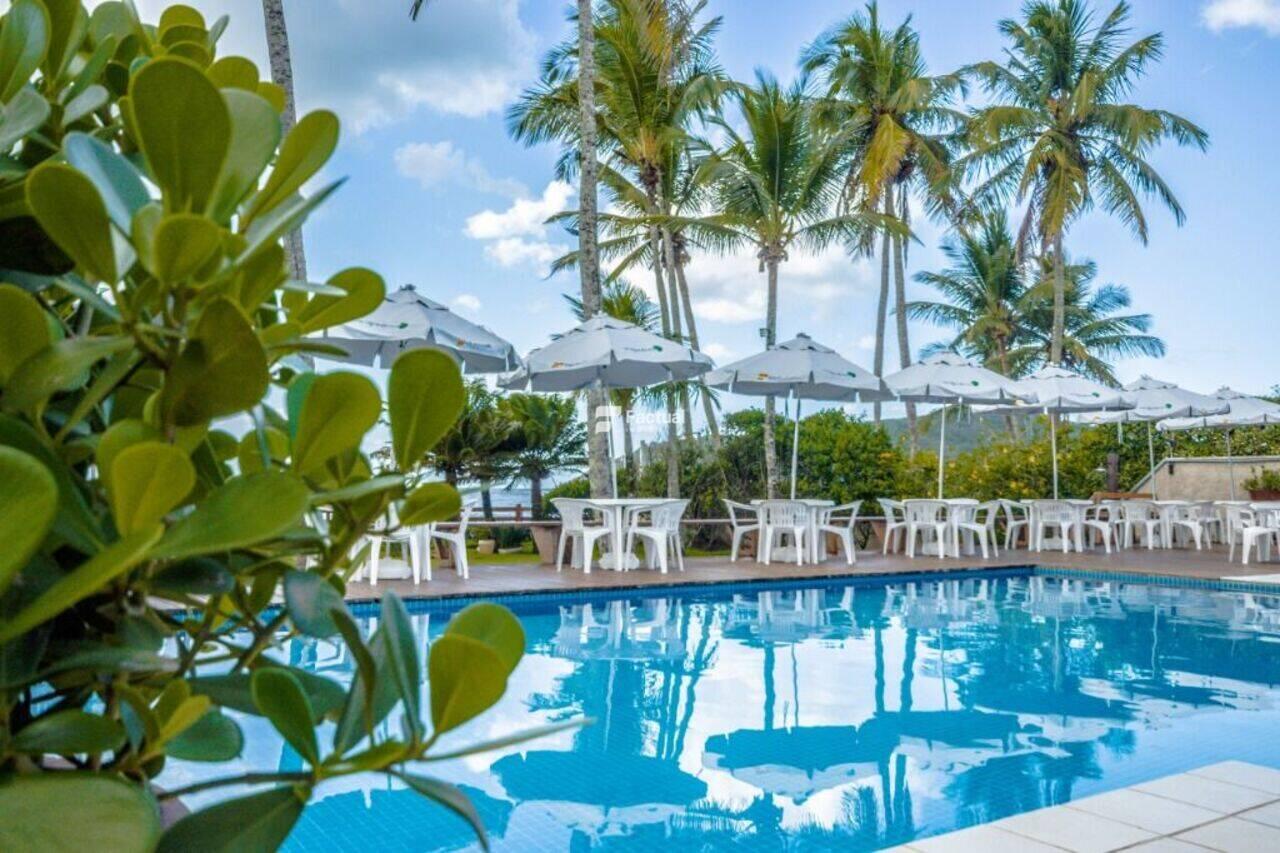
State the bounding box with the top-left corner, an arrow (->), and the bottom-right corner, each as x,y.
1243,467 -> 1280,493
0,3 -> 563,850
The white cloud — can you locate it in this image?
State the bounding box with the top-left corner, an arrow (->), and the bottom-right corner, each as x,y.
483,238 -> 565,271
393,141 -> 526,197
1202,0 -> 1280,34
450,293 -> 482,314
702,342 -> 736,363
463,181 -> 575,275
854,334 -> 877,351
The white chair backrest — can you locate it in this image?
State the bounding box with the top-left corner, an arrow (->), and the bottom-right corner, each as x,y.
723,499 -> 759,526
881,499 -> 905,523
762,500 -> 809,526
1224,504 -> 1254,529
972,501 -> 1000,525
905,500 -> 947,523
1000,499 -> 1029,522
1037,500 -> 1075,523
823,501 -> 862,529
456,503 -> 476,535
650,500 -> 689,532
1120,500 -> 1157,521
553,498 -> 592,533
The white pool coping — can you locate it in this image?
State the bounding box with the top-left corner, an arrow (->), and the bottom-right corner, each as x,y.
891,761 -> 1280,852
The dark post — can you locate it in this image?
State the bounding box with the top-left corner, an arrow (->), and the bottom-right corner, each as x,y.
1106,453 -> 1120,492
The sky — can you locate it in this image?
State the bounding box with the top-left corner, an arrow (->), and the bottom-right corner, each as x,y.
118,0 -> 1280,428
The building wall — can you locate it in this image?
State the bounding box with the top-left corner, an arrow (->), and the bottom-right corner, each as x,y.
1134,456 -> 1280,500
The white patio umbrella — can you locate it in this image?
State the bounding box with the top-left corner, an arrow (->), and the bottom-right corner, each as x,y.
1157,387 -> 1280,499
703,333 -> 890,498
1080,376 -> 1230,498
985,366 -> 1132,499
324,284 -> 522,373
499,315 -> 714,496
882,353 -> 1028,498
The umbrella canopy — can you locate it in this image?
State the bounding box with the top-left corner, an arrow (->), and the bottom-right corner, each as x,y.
704,334 -> 889,498
493,750 -> 707,809
882,354 -> 1028,497
324,284 -> 521,373
1158,388 -> 1280,499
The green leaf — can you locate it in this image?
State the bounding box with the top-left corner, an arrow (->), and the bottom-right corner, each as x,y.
395,773 -> 488,851
157,786 -> 303,853
444,603 -> 524,676
236,425 -> 288,474
128,57 -> 230,212
207,89 -> 279,221
41,0 -> 88,84
332,609 -> 396,755
63,83 -> 108,124
0,446 -> 56,594
165,708 -> 243,762
251,668 -> 319,765
0,774 -> 159,853
291,371 -> 380,475
244,109 -> 339,223
289,266 -> 385,335
0,0 -> 49,103
0,87 -> 51,151
148,557 -> 234,597
189,668 -> 343,723
12,709 -> 125,755
108,442 -> 194,535
0,414 -> 101,553
424,719 -> 589,763
400,481 -> 461,526
96,418 -> 161,494
311,474 -> 404,506
283,570 -> 348,638
152,471 -> 308,560
160,298 -> 267,427
208,55 -> 258,90
0,283 -> 50,386
389,348 -> 465,470
427,635 -> 507,737
25,162 -> 118,282
150,213 -> 222,284
237,178 -> 343,263
3,335 -> 131,414
380,592 -> 422,735
0,525 -> 163,644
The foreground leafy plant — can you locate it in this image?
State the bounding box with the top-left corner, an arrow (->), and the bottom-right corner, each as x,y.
0,2 -> 570,850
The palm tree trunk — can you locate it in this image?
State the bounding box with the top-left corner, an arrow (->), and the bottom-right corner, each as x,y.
889,184 -> 917,454
480,486 -> 494,521
530,474 -> 543,521
642,186 -> 680,498
261,0 -> 307,282
1051,229 -> 1066,365
873,188 -> 891,425
622,401 -> 635,477
659,225 -> 694,440
762,253 -> 780,498
575,0 -> 611,499
674,254 -> 721,449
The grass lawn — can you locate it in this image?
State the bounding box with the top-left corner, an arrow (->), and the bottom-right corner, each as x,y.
468,548 -> 540,565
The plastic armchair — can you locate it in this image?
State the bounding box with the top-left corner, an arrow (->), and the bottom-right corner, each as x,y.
905,500 -> 949,559
881,499 -> 908,554
723,499 -> 761,562
1000,500 -> 1030,551
625,499 -> 689,574
366,504 -> 426,585
818,501 -> 863,565
551,498 -> 614,574
1119,501 -> 1163,550
952,501 -> 998,559
1080,503 -> 1116,554
760,500 -> 809,566
1168,503 -> 1205,550
1241,507 -> 1280,565
429,504 -> 475,580
1224,504 -> 1255,561
1033,501 -> 1078,553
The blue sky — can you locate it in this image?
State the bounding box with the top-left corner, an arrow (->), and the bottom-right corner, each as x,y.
152,0 -> 1279,423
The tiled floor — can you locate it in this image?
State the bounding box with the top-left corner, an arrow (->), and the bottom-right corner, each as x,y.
344,542 -> 1280,602
895,762 -> 1280,852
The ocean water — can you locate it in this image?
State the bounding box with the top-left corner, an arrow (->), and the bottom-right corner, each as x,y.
167,571 -> 1280,851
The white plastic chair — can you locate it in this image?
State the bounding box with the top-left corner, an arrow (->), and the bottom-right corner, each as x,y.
1000,500 -> 1030,550
1168,503 -> 1205,550
1241,507 -> 1280,565
1197,501 -> 1224,544
723,499 -> 761,562
880,499 -> 908,554
818,501 -> 862,565
1033,501 -> 1077,553
366,504 -> 425,585
951,501 -> 998,559
1224,503 -> 1255,561
905,500 -> 949,559
429,504 -> 475,580
760,500 -> 809,566
625,499 -> 689,574
1080,503 -> 1116,554
552,498 -> 613,574
1119,501 -> 1163,550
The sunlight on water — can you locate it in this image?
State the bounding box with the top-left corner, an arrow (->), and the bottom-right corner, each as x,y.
162,571 -> 1280,851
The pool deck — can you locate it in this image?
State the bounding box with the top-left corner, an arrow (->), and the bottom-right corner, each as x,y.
894,761 -> 1280,852
343,543 -> 1280,602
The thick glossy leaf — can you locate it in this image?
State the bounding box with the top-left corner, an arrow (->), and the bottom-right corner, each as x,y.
427,635 -> 507,737
2,335 -> 131,414
157,786 -> 304,853
129,58 -> 230,212
165,708 -> 243,762
25,162 -> 117,282
207,89 -> 278,221
96,418 -> 161,494
389,348 -> 465,470
0,525 -> 162,644
0,774 -> 159,853
0,414 -> 101,553
245,109 -> 339,223
189,667 -> 343,723
332,612 -> 397,755
0,283 -> 50,386
151,213 -> 222,284
0,0 -> 48,102
291,371 -> 380,475
284,372 -> 315,439
380,592 -> 422,735
208,55 -> 258,90
0,87 -> 50,151
444,603 -> 524,677
149,557 -> 234,597
311,474 -> 404,506
423,719 -> 588,763
283,570 -> 348,638
63,83 -> 108,124
236,425 -> 288,474
0,446 -> 56,594
396,773 -> 487,850
289,266 -> 384,335
158,4 -> 204,30
152,471 -> 308,559
12,709 -> 125,755
238,178 -> 343,262
252,668 -> 319,764
108,442 -> 194,534
400,482 -> 461,526
160,298 -> 267,426
40,0 -> 87,84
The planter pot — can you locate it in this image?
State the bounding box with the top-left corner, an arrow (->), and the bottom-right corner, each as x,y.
497,546 -> 524,555
531,524 -> 561,565
476,539 -> 497,555
1248,489 -> 1280,501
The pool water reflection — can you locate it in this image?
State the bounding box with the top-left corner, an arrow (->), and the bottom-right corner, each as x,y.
169,571 -> 1280,851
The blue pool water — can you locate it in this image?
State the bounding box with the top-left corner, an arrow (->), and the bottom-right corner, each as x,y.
166,570 -> 1280,851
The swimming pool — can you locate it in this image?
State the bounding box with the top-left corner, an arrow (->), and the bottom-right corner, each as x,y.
164,569 -> 1280,851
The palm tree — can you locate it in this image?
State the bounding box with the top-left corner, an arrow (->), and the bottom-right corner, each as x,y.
964,0 -> 1208,365
500,394 -> 588,519
261,0 -> 307,280
698,73 -> 887,495
802,2 -> 965,434
431,381 -> 514,519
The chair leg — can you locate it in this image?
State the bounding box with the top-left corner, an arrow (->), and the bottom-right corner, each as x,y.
674,533 -> 685,571
795,529 -> 804,566
369,536 -> 382,586
763,526 -> 772,566
408,534 -> 421,584
730,528 -> 741,562
556,532 -> 567,572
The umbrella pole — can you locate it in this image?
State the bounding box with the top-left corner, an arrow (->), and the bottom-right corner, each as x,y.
937,403 -> 947,499
606,403 -> 619,499
790,395 -> 801,500
1146,422 -> 1157,500
1049,409 -> 1059,500
1227,430 -> 1236,501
